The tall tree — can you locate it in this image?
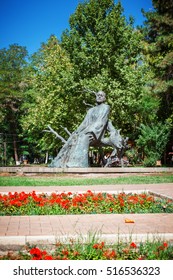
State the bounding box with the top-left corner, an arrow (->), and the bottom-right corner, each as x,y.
0,44 -> 28,164
21,36 -> 77,155
61,0 -> 149,138
142,0 -> 173,123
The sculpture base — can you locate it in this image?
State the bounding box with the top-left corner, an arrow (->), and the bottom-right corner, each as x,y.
0,166 -> 172,175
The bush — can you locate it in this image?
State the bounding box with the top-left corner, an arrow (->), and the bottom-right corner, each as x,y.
143,158 -> 156,167
125,148 -> 141,166
136,122 -> 171,166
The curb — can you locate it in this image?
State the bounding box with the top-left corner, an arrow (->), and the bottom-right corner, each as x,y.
1,233 -> 173,249
1,166 -> 173,174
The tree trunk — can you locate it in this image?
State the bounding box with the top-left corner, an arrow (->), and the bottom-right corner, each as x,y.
13,135 -> 19,164
45,151 -> 49,164
4,141 -> 7,166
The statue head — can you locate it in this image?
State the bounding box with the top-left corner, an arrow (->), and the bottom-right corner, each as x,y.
95,90 -> 106,104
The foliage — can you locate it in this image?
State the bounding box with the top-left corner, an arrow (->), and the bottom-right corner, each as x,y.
136,122 -> 171,166
0,239 -> 172,260
0,190 -> 173,215
21,36 -> 78,154
61,0 -> 148,137
142,0 -> 173,124
0,44 -> 28,163
125,148 -> 141,166
0,44 -> 28,119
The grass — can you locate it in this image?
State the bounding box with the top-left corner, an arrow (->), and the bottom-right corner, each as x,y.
0,173 -> 173,186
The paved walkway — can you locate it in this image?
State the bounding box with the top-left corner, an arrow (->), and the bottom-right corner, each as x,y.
0,183 -> 173,248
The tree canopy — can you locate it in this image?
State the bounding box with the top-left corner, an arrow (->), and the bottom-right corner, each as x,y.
21,36 -> 78,153
0,44 -> 28,164
61,0 -> 148,137
142,0 -> 173,123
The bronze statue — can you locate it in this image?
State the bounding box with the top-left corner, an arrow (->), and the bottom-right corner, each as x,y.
48,90 -> 124,168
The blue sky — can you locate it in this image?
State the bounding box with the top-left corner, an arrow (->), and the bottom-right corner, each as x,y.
0,0 -> 153,55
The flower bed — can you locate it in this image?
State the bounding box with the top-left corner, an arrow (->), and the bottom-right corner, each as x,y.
0,190 -> 173,215
0,239 -> 173,260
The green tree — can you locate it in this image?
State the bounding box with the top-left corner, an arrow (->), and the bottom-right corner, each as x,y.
21,36 -> 77,156
136,122 -> 171,166
61,0 -> 149,138
142,0 -> 173,124
137,0 -> 173,164
0,44 -> 28,164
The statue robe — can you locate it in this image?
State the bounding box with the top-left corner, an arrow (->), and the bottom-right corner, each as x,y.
50,103 -> 110,168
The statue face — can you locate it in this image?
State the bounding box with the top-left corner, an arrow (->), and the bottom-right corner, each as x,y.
96,91 -> 106,103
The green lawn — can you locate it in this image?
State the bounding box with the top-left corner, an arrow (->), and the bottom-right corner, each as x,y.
0,174 -> 173,186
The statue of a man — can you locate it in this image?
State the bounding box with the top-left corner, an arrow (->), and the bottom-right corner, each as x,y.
50,91 -> 110,168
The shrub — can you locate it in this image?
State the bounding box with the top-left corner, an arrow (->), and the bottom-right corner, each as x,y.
136,122 -> 171,166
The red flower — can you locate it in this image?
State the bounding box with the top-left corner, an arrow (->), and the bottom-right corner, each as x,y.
93,243 -> 99,249
103,249 -> 117,259
44,255 -> 53,260
73,251 -> 80,257
86,190 -> 94,196
130,242 -> 137,248
62,249 -> 69,256
30,247 -> 42,259
138,255 -> 145,260
158,242 -> 168,251
38,202 -> 45,207
128,196 -> 139,204
30,247 -> 41,255
147,196 -> 154,202
68,192 -> 72,196
30,247 -> 53,260
32,256 -> 41,260
163,242 -> 168,248
119,200 -> 124,207
93,242 -> 104,250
